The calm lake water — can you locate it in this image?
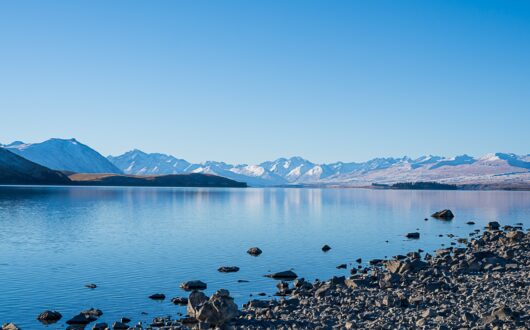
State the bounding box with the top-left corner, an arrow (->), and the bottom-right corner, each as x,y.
0,186 -> 529,328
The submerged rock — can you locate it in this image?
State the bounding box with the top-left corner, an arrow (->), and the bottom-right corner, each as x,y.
149,293 -> 166,300
406,232 -> 420,239
85,283 -> 97,289
431,209 -> 455,219
171,297 -> 188,305
218,266 -> 240,273
487,221 -> 501,230
37,310 -> 62,323
112,321 -> 128,329
247,247 -> 262,256
322,244 -> 332,252
180,280 -> 207,291
66,313 -> 98,325
265,270 -> 298,280
92,322 -> 108,330
81,308 -> 103,318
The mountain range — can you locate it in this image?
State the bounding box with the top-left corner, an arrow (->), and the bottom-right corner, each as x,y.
2,138 -> 530,188
108,149 -> 530,187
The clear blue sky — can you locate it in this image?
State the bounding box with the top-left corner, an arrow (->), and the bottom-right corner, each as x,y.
1,1 -> 529,164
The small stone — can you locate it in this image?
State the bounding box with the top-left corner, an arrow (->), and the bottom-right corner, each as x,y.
422,308 -> 435,318
218,266 -> 240,273
171,297 -> 188,305
81,308 -> 103,317
37,310 -> 62,323
322,244 -> 332,252
336,263 -> 347,269
406,232 -> 420,239
506,231 -> 524,240
149,293 -> 165,300
247,247 -> 262,256
431,209 -> 455,219
92,323 -> 108,330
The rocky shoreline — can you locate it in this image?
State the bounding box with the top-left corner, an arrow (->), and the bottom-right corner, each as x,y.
3,222 -> 529,330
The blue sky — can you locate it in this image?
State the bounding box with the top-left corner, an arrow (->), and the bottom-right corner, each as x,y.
1,1 -> 529,164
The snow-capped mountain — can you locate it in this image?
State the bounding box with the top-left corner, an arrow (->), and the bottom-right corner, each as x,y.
3,138 -> 122,174
108,149 -> 198,175
108,151 -> 530,187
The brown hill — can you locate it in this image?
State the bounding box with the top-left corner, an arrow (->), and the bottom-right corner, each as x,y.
69,173 -> 247,188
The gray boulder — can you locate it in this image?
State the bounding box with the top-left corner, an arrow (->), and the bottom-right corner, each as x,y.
195,289 -> 238,326
187,290 -> 208,317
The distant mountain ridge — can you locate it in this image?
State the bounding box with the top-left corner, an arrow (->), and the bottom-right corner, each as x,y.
2,138 -> 529,187
109,149 -> 530,187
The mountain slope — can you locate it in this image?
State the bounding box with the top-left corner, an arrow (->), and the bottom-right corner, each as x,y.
0,148 -> 71,185
4,138 -> 122,174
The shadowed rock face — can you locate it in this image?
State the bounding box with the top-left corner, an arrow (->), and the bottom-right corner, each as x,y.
0,148 -> 71,185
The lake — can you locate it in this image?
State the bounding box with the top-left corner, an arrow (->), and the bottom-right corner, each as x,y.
0,186 -> 528,328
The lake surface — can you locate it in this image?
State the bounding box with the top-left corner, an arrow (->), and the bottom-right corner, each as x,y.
0,186 -> 529,328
